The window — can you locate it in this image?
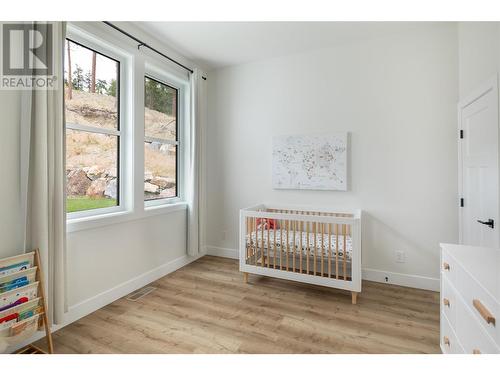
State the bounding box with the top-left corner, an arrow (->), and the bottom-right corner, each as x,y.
144,76 -> 178,202
64,23 -> 190,231
64,39 -> 121,214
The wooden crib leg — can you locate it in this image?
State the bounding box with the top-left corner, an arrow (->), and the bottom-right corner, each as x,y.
351,291 -> 358,305
243,272 -> 249,284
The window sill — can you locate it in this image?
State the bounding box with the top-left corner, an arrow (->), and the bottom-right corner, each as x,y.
67,201 -> 188,233
144,200 -> 186,216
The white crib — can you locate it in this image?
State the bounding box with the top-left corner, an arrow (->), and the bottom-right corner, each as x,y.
239,204 -> 362,304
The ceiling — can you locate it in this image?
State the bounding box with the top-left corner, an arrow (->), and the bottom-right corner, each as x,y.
136,22 -> 446,71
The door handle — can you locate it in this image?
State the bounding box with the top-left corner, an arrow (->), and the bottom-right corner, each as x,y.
477,219 -> 495,229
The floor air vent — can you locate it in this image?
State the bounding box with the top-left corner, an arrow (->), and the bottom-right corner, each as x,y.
126,286 -> 157,302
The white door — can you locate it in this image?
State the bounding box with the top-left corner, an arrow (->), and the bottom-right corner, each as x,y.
459,76 -> 499,248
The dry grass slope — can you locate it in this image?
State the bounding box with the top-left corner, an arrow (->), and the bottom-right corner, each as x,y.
66,90 -> 176,171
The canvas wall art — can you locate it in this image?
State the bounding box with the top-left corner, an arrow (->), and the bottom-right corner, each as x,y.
272,132 -> 348,190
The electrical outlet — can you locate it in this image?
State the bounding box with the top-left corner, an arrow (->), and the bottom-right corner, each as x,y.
221,230 -> 227,241
395,250 -> 406,263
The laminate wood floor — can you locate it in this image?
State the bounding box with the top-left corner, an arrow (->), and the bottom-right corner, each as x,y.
36,256 -> 440,353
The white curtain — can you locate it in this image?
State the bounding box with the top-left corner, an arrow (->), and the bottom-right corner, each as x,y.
187,68 -> 206,256
20,22 -> 67,324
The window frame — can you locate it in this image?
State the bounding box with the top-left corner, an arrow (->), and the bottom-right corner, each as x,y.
65,22 -> 192,232
143,64 -> 186,209
65,30 -> 129,221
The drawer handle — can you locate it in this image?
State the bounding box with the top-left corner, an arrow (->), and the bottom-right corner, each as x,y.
443,336 -> 450,346
443,298 -> 450,307
473,349 -> 481,354
473,299 -> 496,325
443,262 -> 450,271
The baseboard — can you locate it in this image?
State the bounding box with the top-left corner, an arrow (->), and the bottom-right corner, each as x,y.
6,251 -> 205,353
205,246 -> 239,259
205,246 -> 439,292
361,268 -> 439,292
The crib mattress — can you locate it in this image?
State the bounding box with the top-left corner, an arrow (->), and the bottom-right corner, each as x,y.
247,229 -> 352,260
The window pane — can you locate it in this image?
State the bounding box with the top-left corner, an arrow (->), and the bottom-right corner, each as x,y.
66,129 -> 119,212
64,40 -> 119,130
144,76 -> 177,141
144,142 -> 177,201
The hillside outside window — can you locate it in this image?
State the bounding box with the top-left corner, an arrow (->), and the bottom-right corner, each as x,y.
64,39 -> 121,214
144,76 -> 178,202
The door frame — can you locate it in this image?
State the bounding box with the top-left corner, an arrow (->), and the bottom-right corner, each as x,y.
458,74 -> 499,244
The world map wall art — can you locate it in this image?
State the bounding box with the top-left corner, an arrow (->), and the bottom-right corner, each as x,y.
272,132 -> 348,191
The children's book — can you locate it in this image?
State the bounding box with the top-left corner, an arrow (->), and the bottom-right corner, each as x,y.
0,267 -> 37,286
9,313 -> 40,336
0,312 -> 18,325
17,304 -> 43,321
0,282 -> 39,310
0,276 -> 29,293
0,261 -> 30,277
0,297 -> 41,321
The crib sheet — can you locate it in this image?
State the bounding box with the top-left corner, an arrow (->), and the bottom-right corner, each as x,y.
247,229 -> 352,260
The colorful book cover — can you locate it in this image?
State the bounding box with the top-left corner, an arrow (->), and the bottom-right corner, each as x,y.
18,305 -> 43,321
0,282 -> 39,309
0,261 -> 30,277
0,276 -> 29,293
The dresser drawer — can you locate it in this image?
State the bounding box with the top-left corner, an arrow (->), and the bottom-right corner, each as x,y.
441,248 -> 456,285
441,276 -> 456,328
455,260 -> 500,346
455,294 -> 499,354
441,313 -> 463,354
441,243 -> 500,301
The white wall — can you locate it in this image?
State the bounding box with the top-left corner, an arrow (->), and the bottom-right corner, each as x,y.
206,24 -> 459,285
458,22 -> 500,99
67,210 -> 186,307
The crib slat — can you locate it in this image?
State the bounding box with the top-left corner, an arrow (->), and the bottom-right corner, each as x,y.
260,219 -> 266,267
255,215 -> 258,266
256,216 -> 260,266
306,221 -> 311,274
256,217 -> 260,266
282,218 -> 286,270
335,223 -> 339,279
328,223 -> 332,278
280,219 -> 283,270
254,216 -> 258,266
247,216 -> 251,263
285,218 -> 288,270
285,220 -> 289,271
343,222 -> 347,280
299,220 -> 303,274
246,217 -> 249,263
267,221 -> 270,268
273,222 -> 277,269
249,216 -> 252,265
321,222 -> 324,277
313,220 -> 317,275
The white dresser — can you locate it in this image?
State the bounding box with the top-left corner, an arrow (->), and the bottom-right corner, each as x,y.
440,243 -> 500,354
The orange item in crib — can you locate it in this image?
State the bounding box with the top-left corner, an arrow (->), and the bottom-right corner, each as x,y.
256,218 -> 277,229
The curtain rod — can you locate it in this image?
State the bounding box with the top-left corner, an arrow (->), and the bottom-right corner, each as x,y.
103,21 -> 194,74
